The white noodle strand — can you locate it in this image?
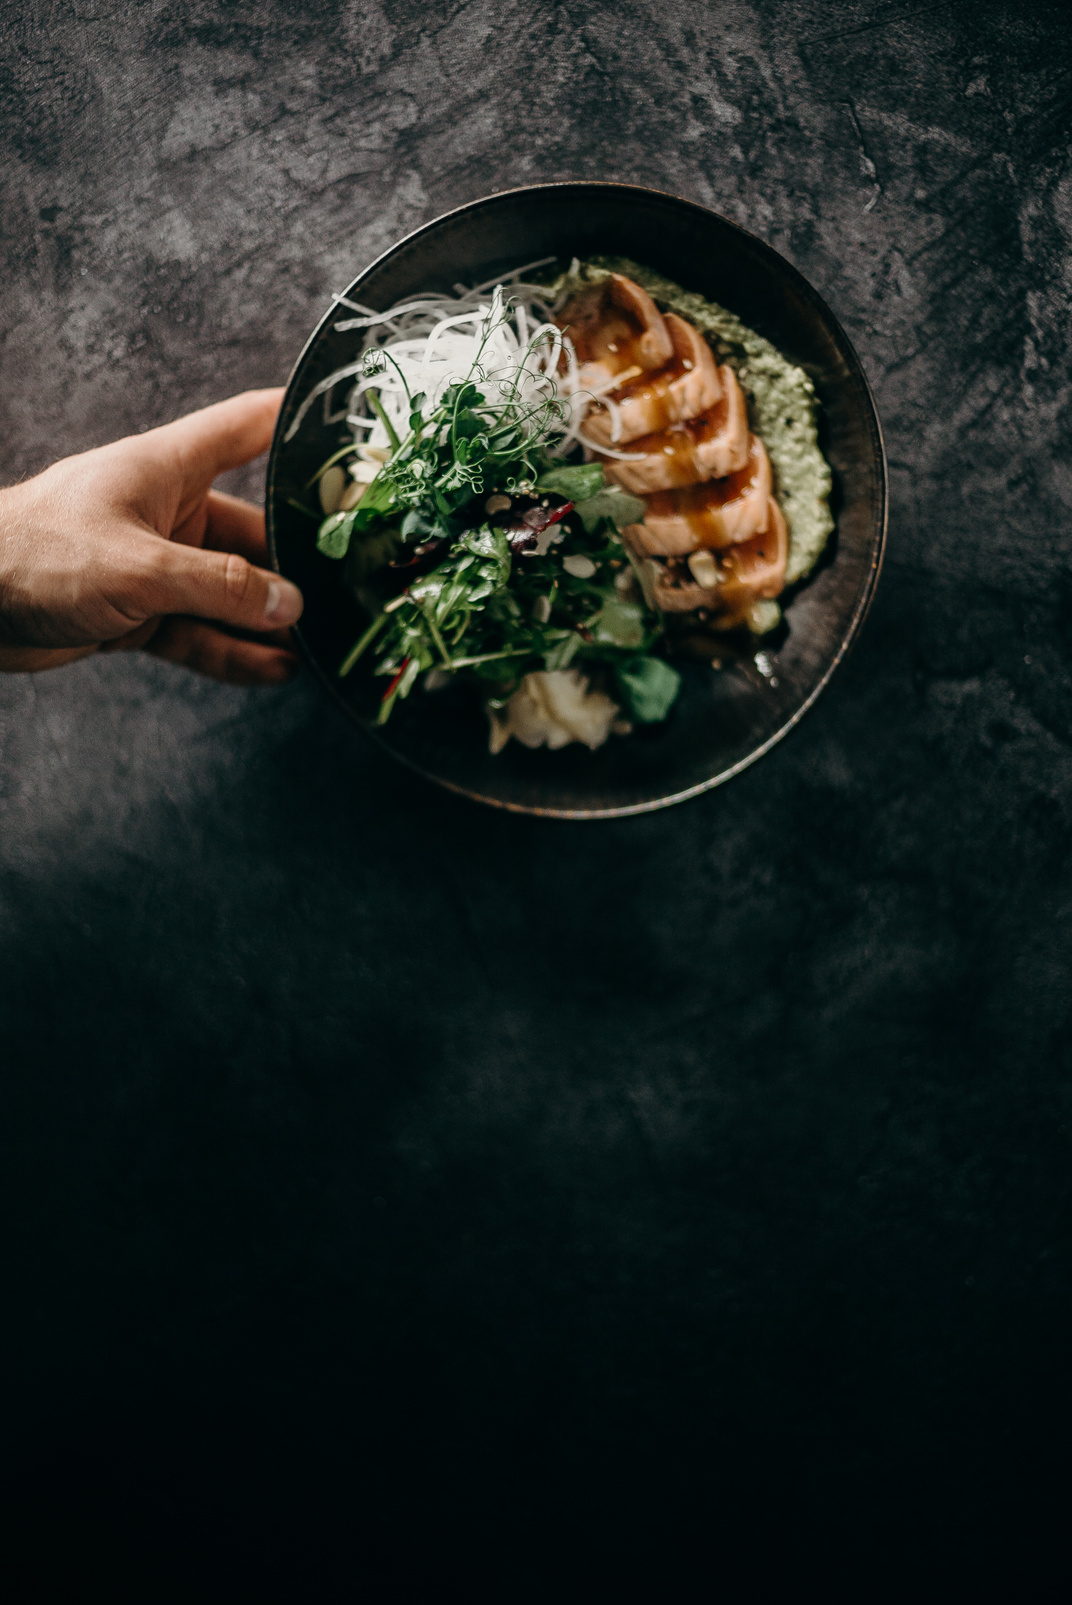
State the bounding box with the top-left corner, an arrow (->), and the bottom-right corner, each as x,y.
285,271 -> 609,460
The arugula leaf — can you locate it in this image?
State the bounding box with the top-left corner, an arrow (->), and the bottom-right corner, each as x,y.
449,525 -> 512,600
368,522 -> 515,696
614,655 -> 682,722
535,462 -> 606,502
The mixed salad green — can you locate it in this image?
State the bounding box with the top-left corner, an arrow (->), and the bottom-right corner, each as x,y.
308,358 -> 682,735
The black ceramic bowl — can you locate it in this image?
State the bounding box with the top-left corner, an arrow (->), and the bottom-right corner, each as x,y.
266,182 -> 886,818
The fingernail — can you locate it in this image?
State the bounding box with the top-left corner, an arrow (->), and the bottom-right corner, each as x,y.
264,578 -> 302,625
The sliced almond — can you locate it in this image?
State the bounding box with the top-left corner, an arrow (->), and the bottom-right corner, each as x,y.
687,550 -> 720,587
563,554 -> 597,579
338,480 -> 366,512
318,464 -> 346,514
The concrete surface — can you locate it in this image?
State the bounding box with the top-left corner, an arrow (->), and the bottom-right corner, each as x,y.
2,1 -> 1071,1592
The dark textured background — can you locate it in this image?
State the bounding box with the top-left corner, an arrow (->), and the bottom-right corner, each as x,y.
2,0 -> 1071,1595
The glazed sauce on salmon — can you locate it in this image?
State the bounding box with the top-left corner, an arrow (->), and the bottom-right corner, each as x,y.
610,356 -> 695,434
683,399 -> 731,446
556,274 -> 673,391
617,398 -> 732,482
715,498 -> 788,610
644,438 -> 769,548
658,396 -> 733,460
631,393 -> 732,460
565,309 -> 655,385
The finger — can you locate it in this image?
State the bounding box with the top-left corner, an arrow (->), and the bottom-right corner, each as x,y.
130,537 -> 303,632
219,624 -> 296,649
146,617 -> 299,686
151,389 -> 284,484
99,619 -> 161,653
0,643 -> 98,673
201,490 -> 268,564
100,617 -> 292,654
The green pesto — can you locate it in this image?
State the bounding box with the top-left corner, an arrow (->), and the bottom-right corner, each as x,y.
547,257 -> 834,586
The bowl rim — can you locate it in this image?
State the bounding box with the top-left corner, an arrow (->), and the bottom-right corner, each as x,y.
266,179 -> 887,820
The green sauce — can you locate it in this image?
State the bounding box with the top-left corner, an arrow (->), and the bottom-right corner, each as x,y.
546,257 -> 833,586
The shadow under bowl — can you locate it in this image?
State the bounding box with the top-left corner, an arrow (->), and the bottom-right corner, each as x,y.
266,182 -> 886,819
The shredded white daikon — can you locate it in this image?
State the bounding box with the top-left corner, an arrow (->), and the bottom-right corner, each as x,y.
283,265 -> 609,461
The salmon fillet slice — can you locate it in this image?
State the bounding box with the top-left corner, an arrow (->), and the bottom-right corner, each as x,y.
625,435 -> 772,556
555,272 -> 673,395
640,498 -> 789,618
581,314 -> 722,448
596,365 -> 749,493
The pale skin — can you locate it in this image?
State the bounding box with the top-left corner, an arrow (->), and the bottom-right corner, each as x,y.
0,389 -> 303,686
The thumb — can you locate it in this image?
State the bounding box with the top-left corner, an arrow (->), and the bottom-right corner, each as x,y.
152,388 -> 285,483
133,540 -> 303,631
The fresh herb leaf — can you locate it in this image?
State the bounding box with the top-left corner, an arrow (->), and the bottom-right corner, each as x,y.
400,508 -> 450,543
591,594 -> 646,649
535,462 -> 606,501
614,655 -> 682,722
573,485 -> 646,535
315,292 -> 687,731
351,473 -> 398,527
317,509 -> 356,559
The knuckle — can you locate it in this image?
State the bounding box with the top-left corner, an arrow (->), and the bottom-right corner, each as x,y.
143,541 -> 175,579
129,543 -> 174,609
222,551 -> 255,607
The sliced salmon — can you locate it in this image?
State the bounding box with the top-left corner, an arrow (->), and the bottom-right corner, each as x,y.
625,435 -> 772,557
595,365 -> 749,493
714,498 -> 789,617
581,315 -> 722,447
643,498 -> 789,617
555,272 -> 673,395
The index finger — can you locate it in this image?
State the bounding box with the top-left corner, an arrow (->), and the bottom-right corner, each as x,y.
153,389 -> 284,483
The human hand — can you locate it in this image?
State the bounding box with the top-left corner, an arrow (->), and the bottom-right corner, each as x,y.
0,389 -> 302,685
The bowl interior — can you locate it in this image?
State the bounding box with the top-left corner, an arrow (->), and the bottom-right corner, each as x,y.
266,183 -> 886,818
